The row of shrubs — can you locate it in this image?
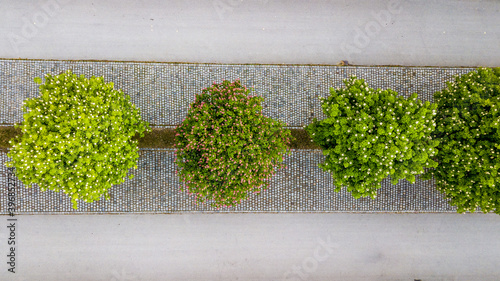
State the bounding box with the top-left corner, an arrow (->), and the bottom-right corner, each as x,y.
5,68 -> 500,214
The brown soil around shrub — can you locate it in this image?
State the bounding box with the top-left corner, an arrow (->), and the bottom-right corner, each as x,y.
0,127 -> 320,150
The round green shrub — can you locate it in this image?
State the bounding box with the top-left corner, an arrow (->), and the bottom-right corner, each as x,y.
423,67 -> 500,214
306,76 -> 439,198
5,70 -> 150,209
174,80 -> 291,208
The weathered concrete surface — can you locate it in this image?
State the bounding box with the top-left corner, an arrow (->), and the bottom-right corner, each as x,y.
0,0 -> 499,66
1,213 -> 499,280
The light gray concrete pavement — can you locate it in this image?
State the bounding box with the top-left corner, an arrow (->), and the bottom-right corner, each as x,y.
1,0 -> 499,67
1,213 -> 499,281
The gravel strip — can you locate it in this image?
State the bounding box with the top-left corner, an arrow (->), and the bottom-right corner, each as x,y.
0,59 -> 477,213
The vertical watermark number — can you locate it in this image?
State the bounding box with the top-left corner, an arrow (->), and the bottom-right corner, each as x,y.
6,167 -> 17,274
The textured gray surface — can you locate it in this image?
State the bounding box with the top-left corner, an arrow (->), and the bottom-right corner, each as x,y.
0,59 -> 477,213
1,213 -> 500,281
0,149 -> 455,214
1,0 -> 499,67
0,59 -> 474,127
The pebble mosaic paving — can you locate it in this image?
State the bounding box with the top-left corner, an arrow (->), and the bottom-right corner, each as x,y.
0,59 -> 477,213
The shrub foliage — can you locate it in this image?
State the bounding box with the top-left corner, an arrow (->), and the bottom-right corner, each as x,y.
423,67 -> 500,214
6,70 -> 150,209
306,77 -> 439,198
174,80 -> 291,208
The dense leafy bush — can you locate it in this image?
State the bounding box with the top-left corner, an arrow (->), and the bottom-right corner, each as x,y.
174,80 -> 291,208
5,70 -> 150,209
306,77 -> 439,198
423,67 -> 500,214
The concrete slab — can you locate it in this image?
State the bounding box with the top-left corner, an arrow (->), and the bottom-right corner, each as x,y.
1,213 -> 499,280
0,0 -> 499,66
